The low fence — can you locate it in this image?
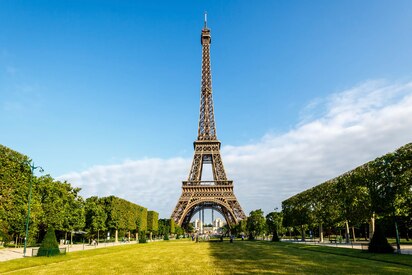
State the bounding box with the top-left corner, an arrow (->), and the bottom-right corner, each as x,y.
32,247 -> 66,257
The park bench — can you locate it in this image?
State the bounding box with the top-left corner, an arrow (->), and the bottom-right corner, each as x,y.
329,238 -> 337,243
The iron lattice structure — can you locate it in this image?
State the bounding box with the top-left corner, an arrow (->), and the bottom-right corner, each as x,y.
171,18 -> 246,228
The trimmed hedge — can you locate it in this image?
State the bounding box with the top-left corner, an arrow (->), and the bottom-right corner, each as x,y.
147,211 -> 159,233
38,226 -> 60,257
368,224 -> 394,253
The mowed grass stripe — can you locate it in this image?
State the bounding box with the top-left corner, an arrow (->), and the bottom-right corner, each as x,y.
278,242 -> 412,268
1,240 -> 412,274
1,241 -> 219,274
210,241 -> 412,274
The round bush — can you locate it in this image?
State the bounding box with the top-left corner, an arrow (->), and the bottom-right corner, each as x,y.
139,235 -> 147,243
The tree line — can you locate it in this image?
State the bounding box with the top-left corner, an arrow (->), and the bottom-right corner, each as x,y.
0,144 -> 160,246
221,209 -> 283,242
4,142 -> 410,247
281,143 -> 412,243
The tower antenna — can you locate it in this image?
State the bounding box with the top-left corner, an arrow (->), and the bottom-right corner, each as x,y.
204,11 -> 207,28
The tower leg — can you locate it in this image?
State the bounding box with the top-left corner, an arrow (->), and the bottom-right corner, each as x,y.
202,209 -> 205,234
212,209 -> 214,231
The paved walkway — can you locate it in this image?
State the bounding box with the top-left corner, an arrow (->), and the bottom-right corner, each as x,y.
0,241 -> 138,262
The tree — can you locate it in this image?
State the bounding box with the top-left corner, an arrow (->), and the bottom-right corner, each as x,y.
282,143 -> 412,247
85,197 -> 107,240
266,210 -> 282,241
1,144 -> 162,246
147,211 -> 159,238
158,219 -> 169,238
186,223 -> 194,234
246,209 -> 266,240
37,176 -> 86,242
0,145 -> 34,245
170,218 -> 176,235
365,147 -> 412,251
387,144 -> 412,243
136,207 -> 147,237
175,225 -> 184,237
282,194 -> 312,241
233,219 -> 247,237
101,196 -> 147,242
63,184 -> 85,241
336,170 -> 371,243
310,180 -> 340,243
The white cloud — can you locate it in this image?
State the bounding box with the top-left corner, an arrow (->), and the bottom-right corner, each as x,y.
58,158 -> 190,216
58,79 -> 412,219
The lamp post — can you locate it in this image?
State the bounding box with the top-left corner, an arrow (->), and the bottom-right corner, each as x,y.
23,160 -> 43,257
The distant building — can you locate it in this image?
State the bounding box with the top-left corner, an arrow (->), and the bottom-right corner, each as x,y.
213,218 -> 223,229
193,219 -> 203,232
192,218 -> 225,234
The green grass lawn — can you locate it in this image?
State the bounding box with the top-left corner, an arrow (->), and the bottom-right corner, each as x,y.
1,240 -> 411,274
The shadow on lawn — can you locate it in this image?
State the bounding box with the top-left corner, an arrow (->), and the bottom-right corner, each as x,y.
208,240 -> 316,274
207,240 -> 412,274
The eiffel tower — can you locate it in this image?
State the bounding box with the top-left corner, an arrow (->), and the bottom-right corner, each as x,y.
171,15 -> 246,228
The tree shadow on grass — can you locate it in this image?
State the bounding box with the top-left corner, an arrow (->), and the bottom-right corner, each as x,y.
208,241 -> 412,274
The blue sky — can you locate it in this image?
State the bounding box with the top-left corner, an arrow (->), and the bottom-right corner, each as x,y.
1,1 -> 412,219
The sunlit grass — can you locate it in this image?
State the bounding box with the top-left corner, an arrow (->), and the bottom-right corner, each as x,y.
0,240 -> 218,274
1,240 -> 411,274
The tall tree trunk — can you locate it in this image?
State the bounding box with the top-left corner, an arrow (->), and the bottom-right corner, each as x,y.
351,226 -> 356,243
369,214 -> 375,240
319,224 -> 324,243
97,230 -> 100,245
128,231 -> 130,242
301,225 -> 305,241
115,229 -> 118,243
345,220 -> 350,243
71,231 -> 73,247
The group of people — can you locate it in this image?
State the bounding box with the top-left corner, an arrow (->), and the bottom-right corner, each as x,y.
191,233 -> 212,242
189,233 -> 242,243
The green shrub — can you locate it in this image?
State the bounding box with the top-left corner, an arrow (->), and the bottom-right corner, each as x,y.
368,224 -> 394,253
271,230 -> 280,242
38,226 -> 60,257
163,234 -> 169,241
139,235 -> 147,243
